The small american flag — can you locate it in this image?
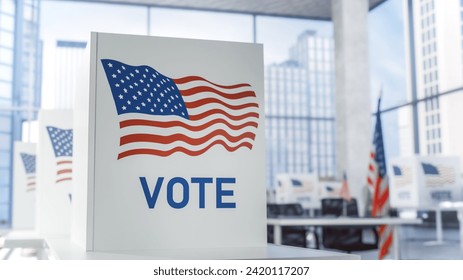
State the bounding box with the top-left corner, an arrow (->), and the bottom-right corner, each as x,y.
392,165 -> 412,187
366,97 -> 392,260
339,171 -> 351,201
20,153 -> 36,191
46,126 -> 73,184
100,59 -> 260,159
421,162 -> 456,187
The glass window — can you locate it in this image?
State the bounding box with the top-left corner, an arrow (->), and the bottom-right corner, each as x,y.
0,47 -> 13,64
0,81 -> 11,98
0,169 -> 9,185
0,151 -> 9,168
0,0 -> 15,14
0,64 -> 12,81
0,116 -> 11,132
0,31 -> 13,48
150,7 -> 252,43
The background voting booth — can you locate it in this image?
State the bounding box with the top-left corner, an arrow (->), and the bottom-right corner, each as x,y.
389,155 -> 462,209
276,174 -> 321,209
12,142 -> 37,229
36,110 -> 73,236
275,173 -> 342,210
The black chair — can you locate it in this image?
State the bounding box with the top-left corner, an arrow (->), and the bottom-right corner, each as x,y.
267,203 -> 319,248
320,198 -> 378,253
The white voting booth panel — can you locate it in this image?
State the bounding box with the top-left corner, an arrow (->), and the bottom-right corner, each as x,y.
73,33 -> 266,252
389,156 -> 462,208
36,110 -> 73,236
12,142 -> 37,229
275,174 -> 320,209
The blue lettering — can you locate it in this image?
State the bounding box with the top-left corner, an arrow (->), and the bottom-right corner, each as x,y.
139,177 -> 163,209
140,176 -> 237,209
216,178 -> 236,208
167,177 -> 189,209
191,177 -> 213,208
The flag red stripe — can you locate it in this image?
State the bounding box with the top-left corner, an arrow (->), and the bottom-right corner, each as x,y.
27,182 -> 36,186
179,87 -> 256,99
56,177 -> 72,183
57,160 -> 72,165
377,188 -> 390,210
57,169 -> 72,175
369,164 -> 374,171
118,140 -> 253,159
379,232 -> 393,260
372,177 -> 382,217
27,175 -> 35,180
185,98 -> 258,110
174,76 -> 250,89
378,224 -> 386,236
120,130 -> 256,146
189,109 -> 259,121
367,176 -> 374,186
120,118 -> 258,131
371,152 -> 376,159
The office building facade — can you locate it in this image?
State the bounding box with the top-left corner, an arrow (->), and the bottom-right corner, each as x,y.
0,0 -> 42,226
265,31 -> 335,188
402,0 -> 463,162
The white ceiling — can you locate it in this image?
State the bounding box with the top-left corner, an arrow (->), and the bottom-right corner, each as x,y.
59,0 -> 388,20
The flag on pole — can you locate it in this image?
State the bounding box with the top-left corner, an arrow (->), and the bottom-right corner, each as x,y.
366,97 -> 392,260
339,171 -> 352,201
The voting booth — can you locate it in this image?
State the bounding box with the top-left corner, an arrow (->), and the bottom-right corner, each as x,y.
36,110 -> 73,236
72,33 -> 265,252
12,142 -> 37,229
389,155 -> 462,208
275,173 -> 320,209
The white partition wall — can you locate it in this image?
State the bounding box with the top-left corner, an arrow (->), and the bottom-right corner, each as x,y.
12,142 -> 37,229
275,173 -> 320,209
73,33 -> 266,252
36,110 -> 73,236
389,155 -> 462,208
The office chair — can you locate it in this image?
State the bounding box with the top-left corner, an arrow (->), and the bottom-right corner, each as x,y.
267,203 -> 319,248
320,198 -> 378,253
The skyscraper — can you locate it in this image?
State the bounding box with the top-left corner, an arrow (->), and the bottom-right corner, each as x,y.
0,0 -> 42,225
265,30 -> 335,188
402,0 -> 463,160
54,40 -> 87,109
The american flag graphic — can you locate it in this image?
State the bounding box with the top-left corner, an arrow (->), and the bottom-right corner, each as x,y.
20,153 -> 36,191
421,162 -> 456,187
392,165 -> 412,187
366,98 -> 392,260
46,126 -> 73,184
100,59 -> 260,159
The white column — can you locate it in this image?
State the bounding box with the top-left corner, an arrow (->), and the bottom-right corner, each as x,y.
332,0 -> 371,214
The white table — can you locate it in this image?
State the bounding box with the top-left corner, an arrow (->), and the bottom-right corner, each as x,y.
2,230 -> 47,260
267,217 -> 422,259
43,236 -> 358,260
427,202 -> 463,250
